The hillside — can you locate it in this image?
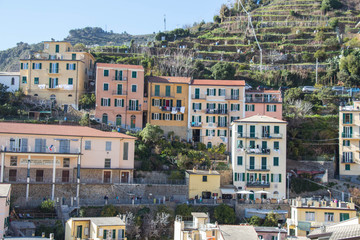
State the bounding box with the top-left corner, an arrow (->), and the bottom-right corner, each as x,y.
0,27 -> 155,71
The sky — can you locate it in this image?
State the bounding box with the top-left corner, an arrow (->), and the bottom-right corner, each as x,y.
0,0 -> 228,50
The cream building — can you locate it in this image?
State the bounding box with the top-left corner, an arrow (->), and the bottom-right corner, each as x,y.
287,198 -> 357,237
0,184 -> 10,237
19,41 -> 95,110
185,169 -> 220,199
0,122 -> 135,204
231,115 -> 287,199
339,101 -> 360,181
188,79 -> 245,150
65,216 -> 126,240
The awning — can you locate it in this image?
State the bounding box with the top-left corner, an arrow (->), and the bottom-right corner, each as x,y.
298,221 -> 311,232
220,188 -> 237,194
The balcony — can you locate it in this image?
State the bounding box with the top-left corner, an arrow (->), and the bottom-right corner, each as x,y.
245,96 -> 282,103
206,109 -> 228,114
151,93 -> 175,98
342,133 -> 353,138
225,95 -> 240,100
3,146 -> 81,155
246,181 -> 270,188
191,94 -> 206,99
238,133 -> 259,139
245,148 -> 271,155
161,106 -> 183,112
247,165 -> 270,171
126,106 -> 141,111
218,123 -> 227,127
191,122 -> 202,127
261,133 -> 283,139
112,76 -> 128,81
112,90 -> 127,96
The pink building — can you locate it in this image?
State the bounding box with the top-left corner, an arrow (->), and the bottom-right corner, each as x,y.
95,63 -> 146,131
245,90 -> 283,120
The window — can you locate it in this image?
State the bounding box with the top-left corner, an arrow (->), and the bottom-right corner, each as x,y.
49,63 -> 59,73
345,164 -> 351,171
153,99 -> 160,107
9,170 -> 16,182
165,86 -> 171,96
273,157 -> 279,166
231,104 -> 240,111
266,105 -> 277,112
55,44 -> 59,53
102,113 -> 108,124
274,126 -> 279,134
219,88 -> 225,96
68,78 -> 73,85
33,63 -> 42,69
103,83 -> 109,91
175,114 -> 183,121
237,156 -> 243,165
324,212 -> 334,222
59,140 -> 70,153
116,115 -> 122,126
154,85 -> 160,96
202,176 -> 208,182
105,159 -> 111,168
152,113 -> 160,120
85,141 -> 91,150
237,140 -> 243,149
340,213 -> 350,221
343,140 -> 350,146
206,130 -> 215,136
274,141 -> 279,150
34,77 -> 39,84
131,85 -> 137,92
22,76 -> 27,84
114,99 -> 124,107
66,63 -> 76,70
193,103 -> 202,110
249,157 -> 255,169
343,113 -> 353,124
35,139 -> 47,152
101,98 -> 111,106
271,174 -> 282,183
176,100 -> 182,108
132,71 -> 137,78
106,141 -> 112,151
343,152 -> 353,163
207,88 -> 216,96
164,113 -> 171,120
21,63 -> 28,70
104,69 -> 109,76
11,78 -> 15,85
49,78 -> 58,88
63,158 -> 70,167
305,212 -> 315,221
218,129 -> 227,137
10,156 -> 17,166
36,170 -> 44,182
245,104 -> 255,111
123,142 -> 129,160
177,86 -> 182,93
207,142 -> 212,149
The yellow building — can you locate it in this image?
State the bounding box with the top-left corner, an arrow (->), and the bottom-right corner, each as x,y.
231,115 -> 287,200
19,41 -> 95,110
185,169 -> 220,199
287,198 -> 357,237
65,217 -> 126,240
339,101 -> 360,180
148,76 -> 191,139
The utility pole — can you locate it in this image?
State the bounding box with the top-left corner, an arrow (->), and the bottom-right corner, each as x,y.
164,14 -> 166,32
316,58 -> 319,84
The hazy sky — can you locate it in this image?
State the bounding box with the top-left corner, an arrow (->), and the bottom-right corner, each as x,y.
0,0 -> 227,50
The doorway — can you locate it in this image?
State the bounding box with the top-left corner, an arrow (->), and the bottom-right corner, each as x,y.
103,171 -> 111,183
121,172 -> 129,183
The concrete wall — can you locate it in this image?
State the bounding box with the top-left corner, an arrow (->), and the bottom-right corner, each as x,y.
235,203 -> 290,219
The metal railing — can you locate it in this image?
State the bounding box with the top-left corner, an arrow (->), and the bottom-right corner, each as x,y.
245,148 -> 271,155
191,94 -> 206,99
112,90 -> 127,96
206,109 -> 228,114
247,165 -> 270,171
342,133 -> 353,138
191,122 -> 202,127
262,133 -> 283,139
225,95 -> 240,100
151,93 -> 175,98
246,181 -> 270,187
126,106 -> 141,111
237,133 -> 259,138
112,76 -> 128,81
218,123 -> 227,127
245,96 -> 282,103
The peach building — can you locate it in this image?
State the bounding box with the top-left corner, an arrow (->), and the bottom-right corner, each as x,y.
245,90 -> 283,120
0,122 -> 135,203
0,184 -> 10,237
95,63 -> 146,131
188,79 -> 245,150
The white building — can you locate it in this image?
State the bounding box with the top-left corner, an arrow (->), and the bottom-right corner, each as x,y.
0,72 -> 20,92
231,115 -> 287,199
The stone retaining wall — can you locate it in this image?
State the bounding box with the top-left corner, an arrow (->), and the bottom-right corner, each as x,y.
235,203 -> 291,219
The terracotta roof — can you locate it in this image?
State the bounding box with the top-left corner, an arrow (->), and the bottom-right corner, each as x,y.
192,79 -> 245,86
219,225 -> 258,240
0,122 -> 136,139
96,63 -> 144,70
233,115 -> 286,123
148,76 -> 191,84
186,170 -> 220,175
0,72 -> 20,76
246,90 -> 281,93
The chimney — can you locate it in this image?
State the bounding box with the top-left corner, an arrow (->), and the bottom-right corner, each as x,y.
193,167 -> 196,173
209,168 -> 212,174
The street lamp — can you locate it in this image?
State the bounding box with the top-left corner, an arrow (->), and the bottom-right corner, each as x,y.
277,223 -> 281,240
327,190 -> 332,201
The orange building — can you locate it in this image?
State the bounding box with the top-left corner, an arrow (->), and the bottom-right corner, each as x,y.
245,90 -> 283,120
95,63 -> 146,131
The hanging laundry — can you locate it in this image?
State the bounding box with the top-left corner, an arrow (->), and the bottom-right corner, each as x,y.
180,106 -> 185,113
171,107 -> 177,114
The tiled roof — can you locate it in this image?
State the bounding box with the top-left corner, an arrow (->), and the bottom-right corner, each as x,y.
0,72 -> 20,76
219,225 -> 258,240
192,79 -> 245,86
0,122 -> 136,139
148,76 -> 191,84
0,184 -> 11,197
308,224 -> 360,240
69,217 -> 125,226
245,90 -> 281,93
186,170 -> 220,175
96,63 -> 144,70
234,115 -> 286,123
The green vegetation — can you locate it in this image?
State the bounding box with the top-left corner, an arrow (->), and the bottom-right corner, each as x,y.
35,220 -> 64,240
79,93 -> 96,110
248,212 -> 280,227
291,176 -> 324,194
213,204 -> 236,224
40,199 -> 55,213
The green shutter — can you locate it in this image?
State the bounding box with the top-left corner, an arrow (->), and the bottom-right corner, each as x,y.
267,174 -> 269,182
152,113 -> 154,119
115,99 -> 118,107
279,174 -> 282,182
247,173 -> 249,181
206,130 -> 209,136
234,173 -> 238,181
192,116 -> 194,122
237,156 -> 243,165
267,105 -> 269,111
274,105 -> 277,112
101,98 -> 104,106
231,104 -> 233,111
49,63 -> 52,73
32,63 -> 35,69
49,78 -> 51,87
274,126 -> 279,134
207,89 -> 209,95
66,63 -> 69,70
56,63 -> 59,73
193,103 -> 195,109
214,88 -> 216,96
21,63 -> 23,69
115,70 -> 118,80
217,130 -> 220,137
39,63 -> 42,69
206,116 -> 209,123
152,99 -> 155,106
108,98 -> 111,106
271,174 -> 273,182
199,103 -> 202,109
242,173 -> 245,181
252,105 -> 255,111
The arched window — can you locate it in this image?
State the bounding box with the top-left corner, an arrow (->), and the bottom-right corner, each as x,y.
273,191 -> 279,198
116,115 -> 122,126
130,115 -> 136,129
50,94 -> 56,101
207,142 -> 212,149
34,94 -> 38,97
68,94 -> 72,97
11,78 -> 15,85
102,113 -> 108,124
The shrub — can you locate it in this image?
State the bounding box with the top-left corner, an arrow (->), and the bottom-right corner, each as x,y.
249,215 -> 263,226
302,53 -> 312,62
175,204 -> 192,217
324,37 -> 339,48
314,49 -> 327,61
214,204 -> 236,224
211,62 -> 236,80
329,18 -> 339,29
213,15 -> 221,24
101,205 -> 118,217
40,199 -> 55,213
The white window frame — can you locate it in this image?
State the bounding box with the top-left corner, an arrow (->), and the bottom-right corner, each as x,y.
194,115 -> 201,123
23,63 -> 29,69
102,98 -> 110,106
219,88 -> 226,96
305,212 -> 315,221
219,130 -> 226,137
131,84 -> 137,92
219,116 -> 226,126
103,83 -> 109,91
194,103 -> 201,110
325,213 -> 334,222
154,99 -> 160,107
105,141 -> 112,151
115,99 -> 124,107
69,63 -> 75,70
154,113 -> 160,120
208,88 -> 215,96
50,63 -> 57,73
268,105 -> 276,112
165,113 -> 171,121
343,152 -> 353,162
85,141 -> 91,150
175,114 -> 182,121
274,174 -> 280,183
34,63 -> 41,69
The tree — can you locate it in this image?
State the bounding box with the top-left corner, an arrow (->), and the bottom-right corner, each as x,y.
314,50 -> 327,61
101,205 -> 118,217
284,88 -> 303,104
211,62 -> 236,80
79,113 -> 90,126
40,199 -> 55,213
0,83 -> 9,105
263,212 -> 279,227
219,4 -> 230,22
73,43 -> 87,51
139,124 -> 164,146
248,215 -> 263,226
175,204 -> 192,217
214,204 -> 236,224
321,0 -> 342,11
79,93 -> 96,110
213,15 -> 221,23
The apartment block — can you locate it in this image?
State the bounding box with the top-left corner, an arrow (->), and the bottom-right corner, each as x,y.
148,76 -> 191,139
0,184 -> 10,237
19,41 -> 95,110
0,122 -> 135,202
231,115 -> 287,199
339,101 -> 360,180
189,79 -> 245,150
95,63 -> 146,131
245,90 -> 283,120
185,169 -> 220,199
287,198 -> 356,237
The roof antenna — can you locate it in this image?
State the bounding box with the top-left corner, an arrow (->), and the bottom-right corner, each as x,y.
164,14 -> 167,32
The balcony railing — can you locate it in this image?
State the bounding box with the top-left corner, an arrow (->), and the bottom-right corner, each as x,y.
238,133 -> 259,138
126,106 -> 141,111
191,94 -> 206,99
245,96 -> 282,103
2,147 -> 80,155
262,133 -> 283,139
247,165 -> 270,171
191,122 -> 202,127
218,123 -> 227,127
112,90 -> 127,96
151,93 -> 175,98
112,76 -> 128,81
225,95 -> 240,100
342,133 -> 353,138
246,181 -> 270,187
245,148 -> 271,155
206,109 -> 228,114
